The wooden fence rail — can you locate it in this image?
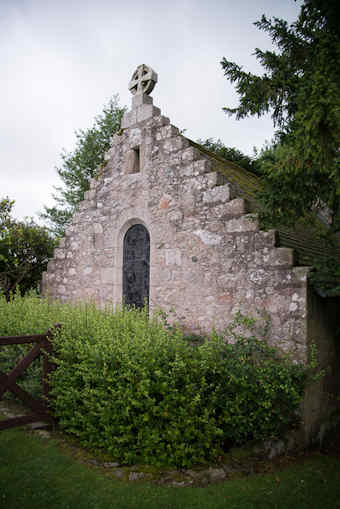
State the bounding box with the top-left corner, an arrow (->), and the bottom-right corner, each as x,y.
0,325 -> 60,431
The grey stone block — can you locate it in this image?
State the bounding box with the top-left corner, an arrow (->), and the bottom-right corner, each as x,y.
225,214 -> 259,232
222,198 -> 246,216
268,247 -> 295,267
136,105 -> 161,123
203,184 -> 232,205
132,93 -> 153,108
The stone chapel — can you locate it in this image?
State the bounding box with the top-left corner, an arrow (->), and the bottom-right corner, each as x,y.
42,65 -> 339,441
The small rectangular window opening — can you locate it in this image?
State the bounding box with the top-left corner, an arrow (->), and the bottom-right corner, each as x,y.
132,146 -> 140,173
125,146 -> 141,175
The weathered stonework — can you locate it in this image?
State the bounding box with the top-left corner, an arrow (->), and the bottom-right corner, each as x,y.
42,89 -> 310,359
42,66 -> 339,443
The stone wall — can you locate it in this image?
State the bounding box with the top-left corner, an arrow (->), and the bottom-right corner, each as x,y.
303,291 -> 340,442
42,97 -> 310,362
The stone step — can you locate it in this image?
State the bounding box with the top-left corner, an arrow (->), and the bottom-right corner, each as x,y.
203,183 -> 235,205
224,213 -> 259,233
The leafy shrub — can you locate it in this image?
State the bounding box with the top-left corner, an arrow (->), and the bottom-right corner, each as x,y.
50,310 -> 308,467
0,294 -> 309,467
0,291 -> 60,397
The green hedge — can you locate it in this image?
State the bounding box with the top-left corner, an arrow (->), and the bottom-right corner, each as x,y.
0,293 -> 308,467
0,292 -> 65,397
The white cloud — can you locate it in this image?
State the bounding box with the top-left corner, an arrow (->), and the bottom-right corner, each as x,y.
0,0 -> 300,221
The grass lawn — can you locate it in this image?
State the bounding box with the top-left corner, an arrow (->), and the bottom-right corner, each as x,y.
1,424 -> 340,509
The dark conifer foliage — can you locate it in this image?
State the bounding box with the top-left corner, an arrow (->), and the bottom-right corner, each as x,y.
221,0 -> 340,234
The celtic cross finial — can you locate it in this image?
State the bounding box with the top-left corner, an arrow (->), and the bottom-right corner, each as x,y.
128,64 -> 158,96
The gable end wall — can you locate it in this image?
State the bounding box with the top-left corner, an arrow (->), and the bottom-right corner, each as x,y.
42,108 -> 309,362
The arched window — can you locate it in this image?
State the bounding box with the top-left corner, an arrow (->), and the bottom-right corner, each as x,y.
123,224 -> 150,308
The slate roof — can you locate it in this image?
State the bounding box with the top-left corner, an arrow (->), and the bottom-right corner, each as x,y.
189,139 -> 340,278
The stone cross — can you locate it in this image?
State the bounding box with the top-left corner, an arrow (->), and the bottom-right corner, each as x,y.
128,64 -> 158,96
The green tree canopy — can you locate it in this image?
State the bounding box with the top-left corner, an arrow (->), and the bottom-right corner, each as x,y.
41,95 -> 126,236
221,0 -> 340,234
0,198 -> 56,299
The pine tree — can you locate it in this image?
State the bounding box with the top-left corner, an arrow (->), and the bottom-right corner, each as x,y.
221,0 -> 340,233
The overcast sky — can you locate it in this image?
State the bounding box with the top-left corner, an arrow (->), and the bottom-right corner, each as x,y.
1,0 -> 301,222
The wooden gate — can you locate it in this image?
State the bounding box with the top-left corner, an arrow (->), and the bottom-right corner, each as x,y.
0,326 -> 59,430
